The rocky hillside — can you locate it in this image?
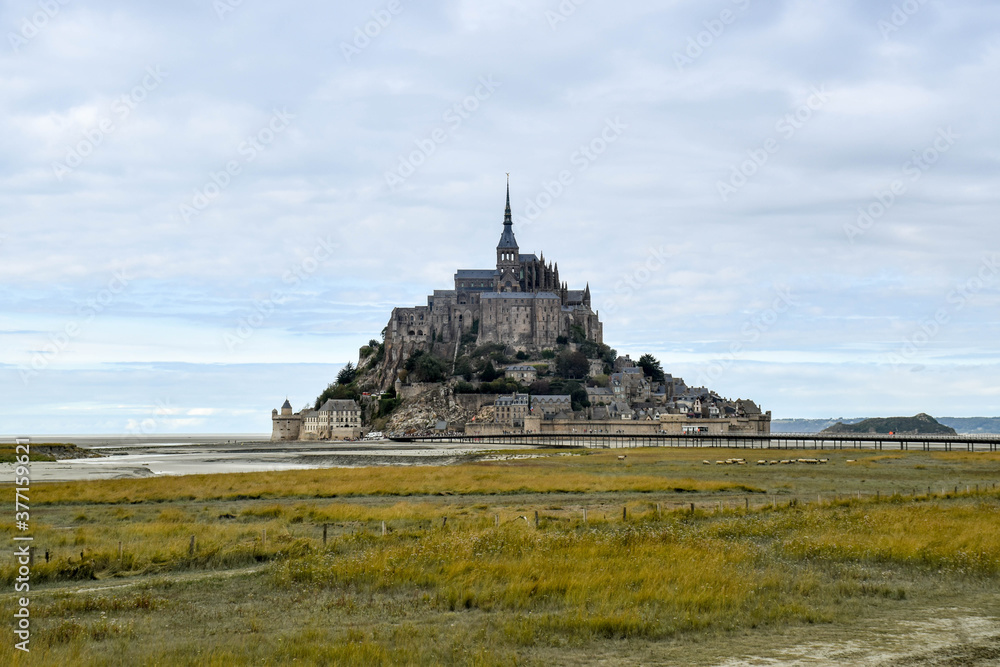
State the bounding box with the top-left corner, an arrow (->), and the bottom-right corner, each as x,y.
379,384 -> 494,434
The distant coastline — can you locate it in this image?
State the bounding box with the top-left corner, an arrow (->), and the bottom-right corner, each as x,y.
772,417 -> 1000,435
0,434 -> 269,447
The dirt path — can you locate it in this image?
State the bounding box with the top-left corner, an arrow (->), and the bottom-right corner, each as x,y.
2,564 -> 267,599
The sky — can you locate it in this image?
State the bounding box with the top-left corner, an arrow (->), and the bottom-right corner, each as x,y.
1,0 -> 999,434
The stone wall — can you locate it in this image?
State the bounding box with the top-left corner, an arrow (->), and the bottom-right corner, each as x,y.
453,393 -> 500,413
300,427 -> 362,441
464,413 -> 771,436
398,382 -> 443,400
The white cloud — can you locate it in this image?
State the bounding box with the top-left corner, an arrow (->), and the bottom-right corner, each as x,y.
1,1 -> 999,424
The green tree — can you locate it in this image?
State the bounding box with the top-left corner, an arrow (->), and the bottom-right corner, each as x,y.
601,345 -> 617,365
556,350 -> 589,379
589,374 -> 609,388
405,351 -> 448,383
454,357 -> 474,381
314,382 -> 360,410
337,362 -> 357,385
479,361 -> 502,382
529,379 -> 551,395
569,383 -> 590,411
637,354 -> 665,382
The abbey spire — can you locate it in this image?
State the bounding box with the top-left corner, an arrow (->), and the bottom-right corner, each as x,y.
496,174 -> 520,291
497,173 -> 518,250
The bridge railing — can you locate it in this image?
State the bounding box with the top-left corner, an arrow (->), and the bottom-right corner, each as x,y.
388,431 -> 1000,452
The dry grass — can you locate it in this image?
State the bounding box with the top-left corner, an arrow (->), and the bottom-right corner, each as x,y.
27,453 -> 766,505
4,448 -> 1000,665
7,492 -> 998,665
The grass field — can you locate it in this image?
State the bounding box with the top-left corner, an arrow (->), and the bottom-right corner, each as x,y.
3,447 -> 1000,665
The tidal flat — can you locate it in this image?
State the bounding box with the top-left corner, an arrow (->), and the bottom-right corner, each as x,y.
3,447 -> 999,665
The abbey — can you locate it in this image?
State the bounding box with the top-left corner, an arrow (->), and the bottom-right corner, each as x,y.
383,180 -> 603,366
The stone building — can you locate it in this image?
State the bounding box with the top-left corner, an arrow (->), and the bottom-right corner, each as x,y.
530,394 -> 572,417
494,393 -> 529,427
271,398 -> 362,441
505,365 -> 538,383
302,399 -> 362,440
383,179 -> 603,379
585,386 -> 614,406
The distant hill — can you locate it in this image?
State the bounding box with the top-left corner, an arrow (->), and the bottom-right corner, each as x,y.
820,414 -> 956,436
775,416 -> 1000,435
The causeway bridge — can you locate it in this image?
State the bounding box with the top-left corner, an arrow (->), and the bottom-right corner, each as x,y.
389,432 -> 1000,452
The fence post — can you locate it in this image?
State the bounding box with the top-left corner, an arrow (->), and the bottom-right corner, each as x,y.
118,541 -> 123,561
189,535 -> 196,556
494,514 -> 499,527
381,521 -> 387,537
535,510 -> 539,528
583,508 -> 588,524
323,524 -> 328,546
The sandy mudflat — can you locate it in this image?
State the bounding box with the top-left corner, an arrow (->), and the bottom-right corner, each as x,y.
1,436 -> 534,482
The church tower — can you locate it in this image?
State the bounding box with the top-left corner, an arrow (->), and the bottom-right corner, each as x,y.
496,175 -> 520,292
